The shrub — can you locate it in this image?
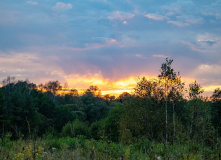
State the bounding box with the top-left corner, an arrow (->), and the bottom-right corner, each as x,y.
61,120 -> 89,138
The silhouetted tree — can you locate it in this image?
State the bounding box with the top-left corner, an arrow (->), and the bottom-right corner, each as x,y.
134,77 -> 163,101
211,88 -> 221,135
187,81 -> 212,147
118,92 -> 131,103
158,58 -> 184,144
70,89 -> 78,97
44,81 -> 62,103
189,80 -> 204,99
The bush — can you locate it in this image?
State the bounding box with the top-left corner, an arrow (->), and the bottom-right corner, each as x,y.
90,120 -> 105,140
61,120 -> 89,138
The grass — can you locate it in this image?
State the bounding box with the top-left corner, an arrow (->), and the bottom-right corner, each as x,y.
0,133 -> 220,160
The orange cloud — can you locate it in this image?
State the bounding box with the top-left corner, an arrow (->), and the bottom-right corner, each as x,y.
66,75 -> 138,90
204,85 -> 221,92
101,89 -> 133,97
66,75 -> 109,90
112,77 -> 137,89
64,76 -> 137,97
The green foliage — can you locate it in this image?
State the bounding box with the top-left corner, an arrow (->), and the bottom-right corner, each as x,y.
134,77 -> 163,100
1,58 -> 221,159
0,88 -> 6,137
1,137 -> 220,160
1,81 -> 42,138
104,102 -> 125,142
0,88 -> 4,107
211,88 -> 221,133
189,80 -> 204,99
187,99 -> 213,144
120,97 -> 165,144
64,104 -> 87,121
90,120 -> 105,140
61,120 -> 89,138
54,105 -> 76,132
81,93 -> 111,123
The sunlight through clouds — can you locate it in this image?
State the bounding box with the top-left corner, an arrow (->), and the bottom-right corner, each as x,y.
0,0 -> 221,96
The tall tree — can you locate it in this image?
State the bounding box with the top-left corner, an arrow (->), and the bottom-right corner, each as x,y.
187,81 -> 212,146
168,72 -> 185,143
211,88 -> 221,135
1,80 -> 41,138
0,88 -> 6,142
189,80 -> 204,99
2,76 -> 16,99
158,58 -> 184,144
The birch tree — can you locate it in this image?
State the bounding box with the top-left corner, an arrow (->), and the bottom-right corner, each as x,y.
158,58 -> 185,144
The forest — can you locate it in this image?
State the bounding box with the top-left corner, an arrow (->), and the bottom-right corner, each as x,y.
0,59 -> 221,159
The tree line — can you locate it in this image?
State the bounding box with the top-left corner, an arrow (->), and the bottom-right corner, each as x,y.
0,58 -> 221,158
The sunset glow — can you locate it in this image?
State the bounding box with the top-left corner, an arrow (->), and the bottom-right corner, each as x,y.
51,76 -> 220,98
0,1 -> 221,97
64,75 -> 220,97
1,2 -> 221,157
204,85 -> 221,92
64,76 -> 153,97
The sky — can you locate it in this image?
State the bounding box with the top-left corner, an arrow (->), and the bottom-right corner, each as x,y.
0,0 -> 221,96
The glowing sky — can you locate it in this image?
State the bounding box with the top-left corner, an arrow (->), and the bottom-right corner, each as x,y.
0,0 -> 221,95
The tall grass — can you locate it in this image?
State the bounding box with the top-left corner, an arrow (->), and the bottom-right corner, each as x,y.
0,133 -> 220,160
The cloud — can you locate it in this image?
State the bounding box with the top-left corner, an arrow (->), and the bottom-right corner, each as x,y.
152,54 -> 168,58
198,64 -> 218,72
66,75 -> 139,91
204,85 -> 221,92
197,33 -> 220,46
53,2 -> 73,10
58,37 -> 118,51
123,21 -> 127,24
145,13 -> 164,21
193,64 -> 221,83
185,17 -> 203,24
168,21 -> 189,27
162,0 -> 194,12
0,0 -> 221,96
181,33 -> 221,54
161,1 -> 204,27
135,54 -> 147,59
112,77 -> 137,89
66,74 -> 109,89
0,52 -> 65,84
198,40 -> 217,46
182,40 -> 205,52
27,1 -> 38,5
108,11 -> 134,20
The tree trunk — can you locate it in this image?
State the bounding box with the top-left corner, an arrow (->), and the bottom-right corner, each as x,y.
173,101 -> 175,144
189,111 -> 194,139
166,98 -> 168,144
